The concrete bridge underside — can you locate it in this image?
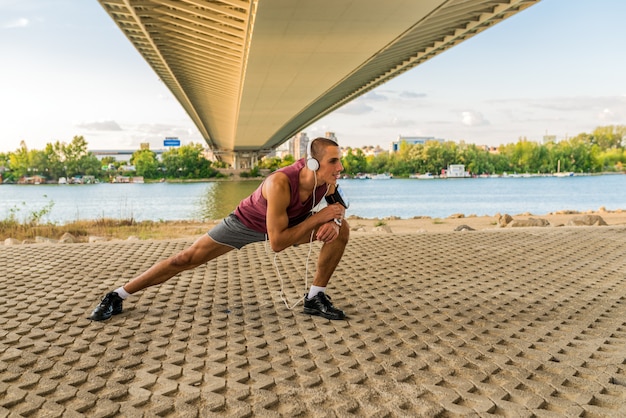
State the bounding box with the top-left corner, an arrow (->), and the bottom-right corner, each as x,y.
98,0 -> 540,168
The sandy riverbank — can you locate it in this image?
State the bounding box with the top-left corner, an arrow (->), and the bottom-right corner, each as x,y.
344,208 -> 626,234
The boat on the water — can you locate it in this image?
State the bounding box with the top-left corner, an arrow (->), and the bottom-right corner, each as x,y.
410,173 -> 435,179
371,173 -> 393,179
554,159 -> 574,177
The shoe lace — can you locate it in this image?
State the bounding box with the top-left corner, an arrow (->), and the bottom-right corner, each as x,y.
317,292 -> 334,308
100,293 -> 118,306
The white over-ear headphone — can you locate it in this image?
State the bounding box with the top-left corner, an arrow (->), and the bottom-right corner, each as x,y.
306,139 -> 319,171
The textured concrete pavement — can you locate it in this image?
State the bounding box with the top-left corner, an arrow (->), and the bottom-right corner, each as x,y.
1,228 -> 626,416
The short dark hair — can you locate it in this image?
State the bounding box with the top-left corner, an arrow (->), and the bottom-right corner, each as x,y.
310,137 -> 338,160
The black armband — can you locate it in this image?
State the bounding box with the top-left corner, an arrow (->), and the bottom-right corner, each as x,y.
325,185 -> 349,208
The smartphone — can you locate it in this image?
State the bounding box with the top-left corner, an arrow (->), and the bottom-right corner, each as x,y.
325,184 -> 349,209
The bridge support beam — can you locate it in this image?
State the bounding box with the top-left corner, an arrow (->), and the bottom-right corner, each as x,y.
230,150 -> 270,170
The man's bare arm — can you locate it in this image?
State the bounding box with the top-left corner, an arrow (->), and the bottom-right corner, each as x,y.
264,174 -> 343,252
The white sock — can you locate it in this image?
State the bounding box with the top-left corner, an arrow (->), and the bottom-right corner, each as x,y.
307,285 -> 326,299
114,286 -> 131,299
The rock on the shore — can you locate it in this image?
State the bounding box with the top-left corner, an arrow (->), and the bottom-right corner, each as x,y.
373,225 -> 392,233
509,217 -> 550,228
59,232 -> 77,244
497,213 -> 514,227
567,214 -> 607,226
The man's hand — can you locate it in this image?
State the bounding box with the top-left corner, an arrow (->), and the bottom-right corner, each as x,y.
316,220 -> 340,243
319,202 -> 345,224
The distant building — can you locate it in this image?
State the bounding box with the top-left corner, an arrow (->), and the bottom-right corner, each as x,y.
113,176 -> 144,183
269,141 -> 291,159
477,144 -> 499,154
542,134 -> 557,144
18,175 -> 46,184
342,145 -> 385,158
445,164 -> 470,178
361,145 -> 385,157
292,132 -> 309,160
324,132 -> 338,143
267,131 -> 341,161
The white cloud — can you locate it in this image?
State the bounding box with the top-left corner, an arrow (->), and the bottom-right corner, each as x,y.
3,17 -> 29,28
399,91 -> 427,99
370,117 -> 416,129
363,91 -> 388,101
335,101 -> 373,115
76,120 -> 122,131
134,123 -> 193,138
461,111 -> 489,126
597,108 -> 615,121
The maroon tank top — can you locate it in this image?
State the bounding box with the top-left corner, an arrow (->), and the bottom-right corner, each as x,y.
234,158 -> 327,233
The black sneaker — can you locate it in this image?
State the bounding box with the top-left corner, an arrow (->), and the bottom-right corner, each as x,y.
303,292 -> 346,320
89,291 -> 123,321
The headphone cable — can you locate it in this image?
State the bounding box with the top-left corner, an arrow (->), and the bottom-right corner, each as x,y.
275,168 -> 323,309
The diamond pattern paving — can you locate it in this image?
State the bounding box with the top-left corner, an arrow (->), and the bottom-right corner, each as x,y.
1,228 -> 626,416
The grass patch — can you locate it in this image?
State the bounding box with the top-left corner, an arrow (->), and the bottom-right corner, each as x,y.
1,197 -> 208,242
0,218 -> 208,242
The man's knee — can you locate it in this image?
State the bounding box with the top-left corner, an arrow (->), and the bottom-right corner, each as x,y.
170,248 -> 199,269
170,236 -> 231,269
338,220 -> 350,244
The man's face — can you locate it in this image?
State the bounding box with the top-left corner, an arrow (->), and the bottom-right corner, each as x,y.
317,146 -> 343,183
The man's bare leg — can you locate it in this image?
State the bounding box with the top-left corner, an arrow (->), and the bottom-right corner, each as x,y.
303,220 -> 349,320
312,220 -> 349,287
89,235 -> 233,320
124,234 -> 233,294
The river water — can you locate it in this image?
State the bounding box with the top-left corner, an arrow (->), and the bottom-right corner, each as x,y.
1,174 -> 625,224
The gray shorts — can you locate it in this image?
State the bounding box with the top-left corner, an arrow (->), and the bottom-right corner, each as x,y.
208,213 -> 267,249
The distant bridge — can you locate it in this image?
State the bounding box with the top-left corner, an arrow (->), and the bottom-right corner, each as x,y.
90,149 -> 166,162
98,0 -> 540,168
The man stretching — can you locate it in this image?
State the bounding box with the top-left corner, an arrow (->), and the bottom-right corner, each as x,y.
89,137 -> 349,321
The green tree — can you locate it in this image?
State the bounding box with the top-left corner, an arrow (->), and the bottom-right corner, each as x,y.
368,151 -> 391,174
161,149 -> 183,178
61,136 -> 93,178
280,154 -> 295,167
421,141 -> 457,175
531,143 -> 550,174
42,141 -> 67,181
258,156 -> 283,171
459,144 -> 490,175
101,156 -> 117,166
341,148 -> 367,175
591,125 -> 625,149
77,153 -> 103,178
131,149 -> 160,178
161,143 -> 217,179
8,141 -> 30,178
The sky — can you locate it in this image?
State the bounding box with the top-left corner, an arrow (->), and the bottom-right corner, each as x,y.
1,0 -> 625,153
